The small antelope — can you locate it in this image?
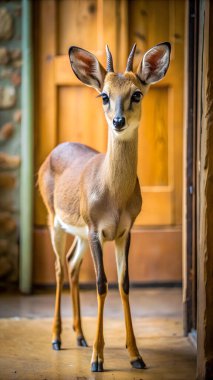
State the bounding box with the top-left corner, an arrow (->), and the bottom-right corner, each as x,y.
38,42 -> 171,372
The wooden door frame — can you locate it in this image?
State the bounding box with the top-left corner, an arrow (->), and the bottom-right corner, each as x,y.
196,1 -> 213,378
183,0 -> 199,339
20,2 -> 213,377
184,0 -> 213,378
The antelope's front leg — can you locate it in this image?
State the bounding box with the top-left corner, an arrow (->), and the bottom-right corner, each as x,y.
89,231 -> 107,372
115,232 -> 146,369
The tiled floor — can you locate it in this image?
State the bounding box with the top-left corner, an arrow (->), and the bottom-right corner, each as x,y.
0,288 -> 196,380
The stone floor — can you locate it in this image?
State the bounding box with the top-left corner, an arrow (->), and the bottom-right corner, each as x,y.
0,288 -> 196,380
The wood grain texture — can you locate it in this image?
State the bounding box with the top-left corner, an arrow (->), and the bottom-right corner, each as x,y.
58,86 -> 107,152
139,88 -> 168,187
196,1 -> 213,378
58,0 -> 99,55
34,0 -> 185,226
129,0 -> 185,225
34,0 -> 57,225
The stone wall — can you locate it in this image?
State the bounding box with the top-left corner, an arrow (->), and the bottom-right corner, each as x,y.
0,1 -> 22,288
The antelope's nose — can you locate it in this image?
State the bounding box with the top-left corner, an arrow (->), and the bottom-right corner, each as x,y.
113,117 -> 125,129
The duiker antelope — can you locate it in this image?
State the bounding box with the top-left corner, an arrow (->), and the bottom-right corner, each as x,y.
38,42 -> 171,372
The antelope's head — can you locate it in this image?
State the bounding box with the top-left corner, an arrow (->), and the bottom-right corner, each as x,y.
69,43 -> 171,140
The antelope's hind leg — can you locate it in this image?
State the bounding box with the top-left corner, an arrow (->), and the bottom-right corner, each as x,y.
115,232 -> 146,369
50,216 -> 67,351
66,237 -> 88,347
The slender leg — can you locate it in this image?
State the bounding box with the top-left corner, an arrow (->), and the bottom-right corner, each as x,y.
66,237 -> 88,347
49,217 -> 67,351
115,232 -> 146,369
89,231 -> 107,372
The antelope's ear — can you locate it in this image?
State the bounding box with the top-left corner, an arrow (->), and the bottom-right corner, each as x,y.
137,42 -> 171,85
69,46 -> 106,92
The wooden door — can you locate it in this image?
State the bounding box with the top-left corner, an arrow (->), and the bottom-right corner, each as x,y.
33,0 -> 185,285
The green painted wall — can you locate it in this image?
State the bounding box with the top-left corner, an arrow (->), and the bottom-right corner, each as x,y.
0,1 -> 22,287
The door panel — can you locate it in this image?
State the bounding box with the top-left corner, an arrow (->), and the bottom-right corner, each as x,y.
33,0 -> 184,284
130,0 -> 185,225
139,88 -> 169,187
58,0 -> 99,54
34,0 -> 128,225
58,86 -> 107,150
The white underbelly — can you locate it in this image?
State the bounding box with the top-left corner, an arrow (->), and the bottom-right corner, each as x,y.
55,215 -> 88,239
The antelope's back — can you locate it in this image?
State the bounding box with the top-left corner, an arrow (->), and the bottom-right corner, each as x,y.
38,142 -> 99,218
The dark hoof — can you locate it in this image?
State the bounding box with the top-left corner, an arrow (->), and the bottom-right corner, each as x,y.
131,357 -> 146,369
98,362 -> 104,372
91,361 -> 104,372
52,340 -> 61,351
77,336 -> 88,347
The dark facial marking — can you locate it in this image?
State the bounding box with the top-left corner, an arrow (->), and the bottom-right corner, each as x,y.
115,96 -> 124,117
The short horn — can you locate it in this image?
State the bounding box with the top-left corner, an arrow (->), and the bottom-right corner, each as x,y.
126,43 -> 137,72
106,45 -> 114,72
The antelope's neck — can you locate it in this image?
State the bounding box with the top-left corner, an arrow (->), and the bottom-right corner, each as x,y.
104,129 -> 138,201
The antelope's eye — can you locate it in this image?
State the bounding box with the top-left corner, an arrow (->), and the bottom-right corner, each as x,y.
131,91 -> 142,103
101,93 -> 109,105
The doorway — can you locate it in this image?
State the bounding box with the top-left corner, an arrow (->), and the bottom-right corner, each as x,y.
33,0 -> 185,287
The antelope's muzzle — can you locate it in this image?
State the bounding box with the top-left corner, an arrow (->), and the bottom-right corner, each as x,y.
113,117 -> 126,130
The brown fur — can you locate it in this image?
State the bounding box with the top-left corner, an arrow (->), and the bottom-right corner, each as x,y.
38,73 -> 144,369
38,43 -> 170,371
38,73 -> 144,238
